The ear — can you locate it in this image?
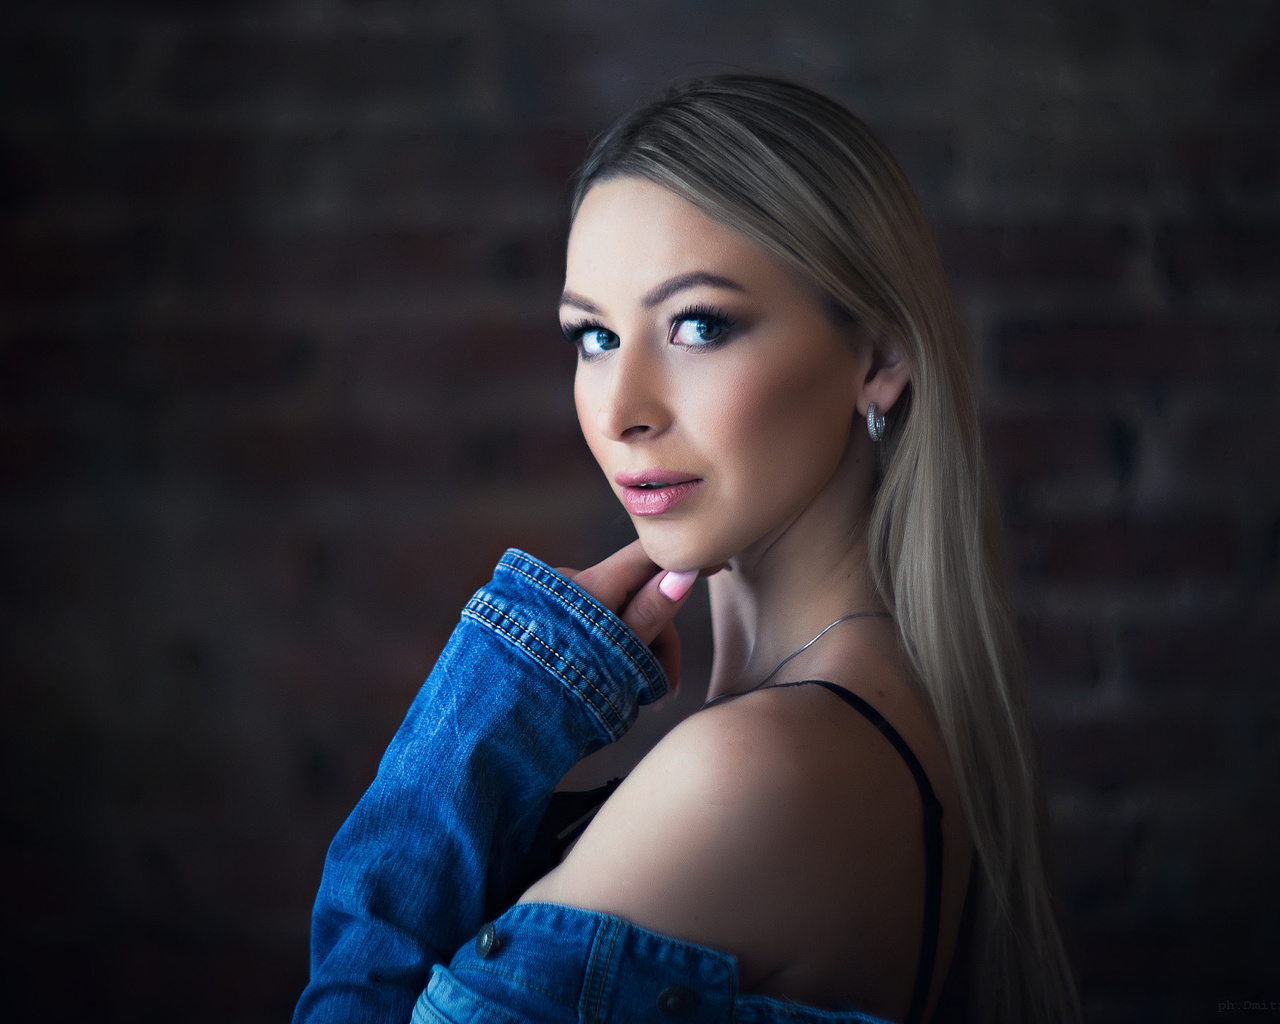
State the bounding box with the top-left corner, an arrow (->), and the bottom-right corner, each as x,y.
855,329 -> 911,419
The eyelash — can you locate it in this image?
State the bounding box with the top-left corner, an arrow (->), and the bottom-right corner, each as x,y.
561,304 -> 739,360
670,304 -> 737,349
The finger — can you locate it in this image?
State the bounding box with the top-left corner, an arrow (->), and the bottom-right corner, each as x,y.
571,539 -> 657,612
618,566 -> 697,648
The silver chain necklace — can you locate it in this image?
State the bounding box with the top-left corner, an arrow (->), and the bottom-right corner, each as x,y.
701,610 -> 892,709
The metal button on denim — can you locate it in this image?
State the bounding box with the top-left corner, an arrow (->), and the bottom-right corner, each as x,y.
475,922 -> 498,958
657,985 -> 699,1017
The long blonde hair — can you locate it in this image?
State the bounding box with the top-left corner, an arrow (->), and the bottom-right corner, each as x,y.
572,76 -> 1082,1023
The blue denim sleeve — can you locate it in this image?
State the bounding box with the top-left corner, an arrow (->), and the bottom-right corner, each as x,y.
293,549 -> 668,1024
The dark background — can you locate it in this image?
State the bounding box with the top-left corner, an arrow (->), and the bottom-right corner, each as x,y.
2,2 -> 1278,1021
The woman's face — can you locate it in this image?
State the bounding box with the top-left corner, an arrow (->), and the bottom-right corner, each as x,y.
563,176 -> 867,573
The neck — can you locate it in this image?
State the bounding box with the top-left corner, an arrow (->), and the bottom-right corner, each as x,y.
703,434 -> 886,703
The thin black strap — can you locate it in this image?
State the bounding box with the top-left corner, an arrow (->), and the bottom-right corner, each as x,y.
767,680 -> 944,1024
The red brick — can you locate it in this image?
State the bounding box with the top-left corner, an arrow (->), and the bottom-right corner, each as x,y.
265,634 -> 437,710
0,412 -> 88,487
1073,922 -> 1276,988
198,228 -> 475,295
205,411 -> 593,489
0,228 -> 149,301
165,32 -> 470,106
0,520 -> 111,612
0,223 -> 559,304
1226,10 -> 1280,97
206,416 -> 452,486
997,320 -> 1276,385
1196,800 -> 1280,908
454,420 -> 595,484
498,25 -> 634,120
1018,616 -> 1103,686
1160,221 -> 1280,292
2,323 -> 323,401
484,225 -> 567,283
108,939 -> 299,1017
1170,411 -> 1280,485
875,123 -> 955,196
0,29 -> 135,111
143,325 -> 318,394
337,512 -> 608,626
346,321 -> 573,382
1054,818 -> 1138,909
983,413 -> 1119,481
214,226 -> 563,295
1120,619 -> 1278,693
1011,518 -> 1235,583
936,222 -> 1133,284
977,137 -> 1159,200
1176,126 -> 1280,200
1038,706 -> 1228,790
323,128 -> 592,199
8,131 -> 255,209
0,327 -> 124,396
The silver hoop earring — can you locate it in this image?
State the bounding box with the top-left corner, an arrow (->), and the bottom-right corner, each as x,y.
867,402 -> 886,442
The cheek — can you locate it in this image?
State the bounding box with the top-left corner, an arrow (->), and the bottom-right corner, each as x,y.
573,372 -> 602,456
688,351 -> 853,493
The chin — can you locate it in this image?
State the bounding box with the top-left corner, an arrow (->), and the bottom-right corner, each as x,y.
633,519 -> 732,574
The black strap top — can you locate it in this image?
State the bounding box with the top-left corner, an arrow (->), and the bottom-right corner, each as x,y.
498,679 -> 945,1024
766,680 -> 945,1024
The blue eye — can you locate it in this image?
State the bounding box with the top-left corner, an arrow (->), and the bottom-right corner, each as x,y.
673,317 -> 726,346
562,322 -> 619,358
671,306 -> 735,349
579,327 -> 618,357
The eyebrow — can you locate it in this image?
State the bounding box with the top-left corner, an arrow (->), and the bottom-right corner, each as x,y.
558,271 -> 746,316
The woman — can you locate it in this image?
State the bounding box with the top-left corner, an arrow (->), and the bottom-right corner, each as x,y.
296,76 -> 1082,1023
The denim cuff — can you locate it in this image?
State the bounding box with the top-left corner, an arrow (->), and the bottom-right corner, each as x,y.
464,549 -> 668,743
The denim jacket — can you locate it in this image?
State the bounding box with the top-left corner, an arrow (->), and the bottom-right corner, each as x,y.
294,549 -> 899,1024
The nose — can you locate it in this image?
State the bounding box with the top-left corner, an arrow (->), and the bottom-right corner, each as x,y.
593,336 -> 672,442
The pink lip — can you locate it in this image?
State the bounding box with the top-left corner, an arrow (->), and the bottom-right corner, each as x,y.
620,480 -> 702,516
614,469 -> 700,487
614,470 -> 703,517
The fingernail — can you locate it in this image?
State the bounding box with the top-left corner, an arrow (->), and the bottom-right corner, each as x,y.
658,569 -> 698,602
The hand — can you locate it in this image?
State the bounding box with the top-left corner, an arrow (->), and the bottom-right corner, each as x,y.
557,540 -> 705,699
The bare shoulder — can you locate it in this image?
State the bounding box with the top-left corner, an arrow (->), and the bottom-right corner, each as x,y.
517,680 -> 936,1013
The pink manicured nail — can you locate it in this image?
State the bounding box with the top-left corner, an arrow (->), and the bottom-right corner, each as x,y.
658,570 -> 698,602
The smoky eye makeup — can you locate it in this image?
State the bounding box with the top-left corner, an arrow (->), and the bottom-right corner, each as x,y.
561,318 -> 619,359
668,303 -> 739,350
560,300 -> 745,360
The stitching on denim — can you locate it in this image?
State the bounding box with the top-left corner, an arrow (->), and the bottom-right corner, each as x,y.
587,917 -> 621,1021
579,917 -> 605,1021
511,902 -> 744,982
735,992 -> 890,1022
502,560 -> 646,670
500,558 -> 663,701
461,605 -> 623,733
462,601 -> 623,725
452,963 -> 576,1013
464,598 -> 598,701
431,967 -> 527,1024
516,567 -> 657,690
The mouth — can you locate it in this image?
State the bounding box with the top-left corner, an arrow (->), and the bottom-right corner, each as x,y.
615,470 -> 701,488
615,470 -> 703,516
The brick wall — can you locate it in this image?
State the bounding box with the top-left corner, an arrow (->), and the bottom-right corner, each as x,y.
2,2 -> 1277,1021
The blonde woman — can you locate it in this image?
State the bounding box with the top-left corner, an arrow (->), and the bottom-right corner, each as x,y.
296,76 -> 1083,1024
